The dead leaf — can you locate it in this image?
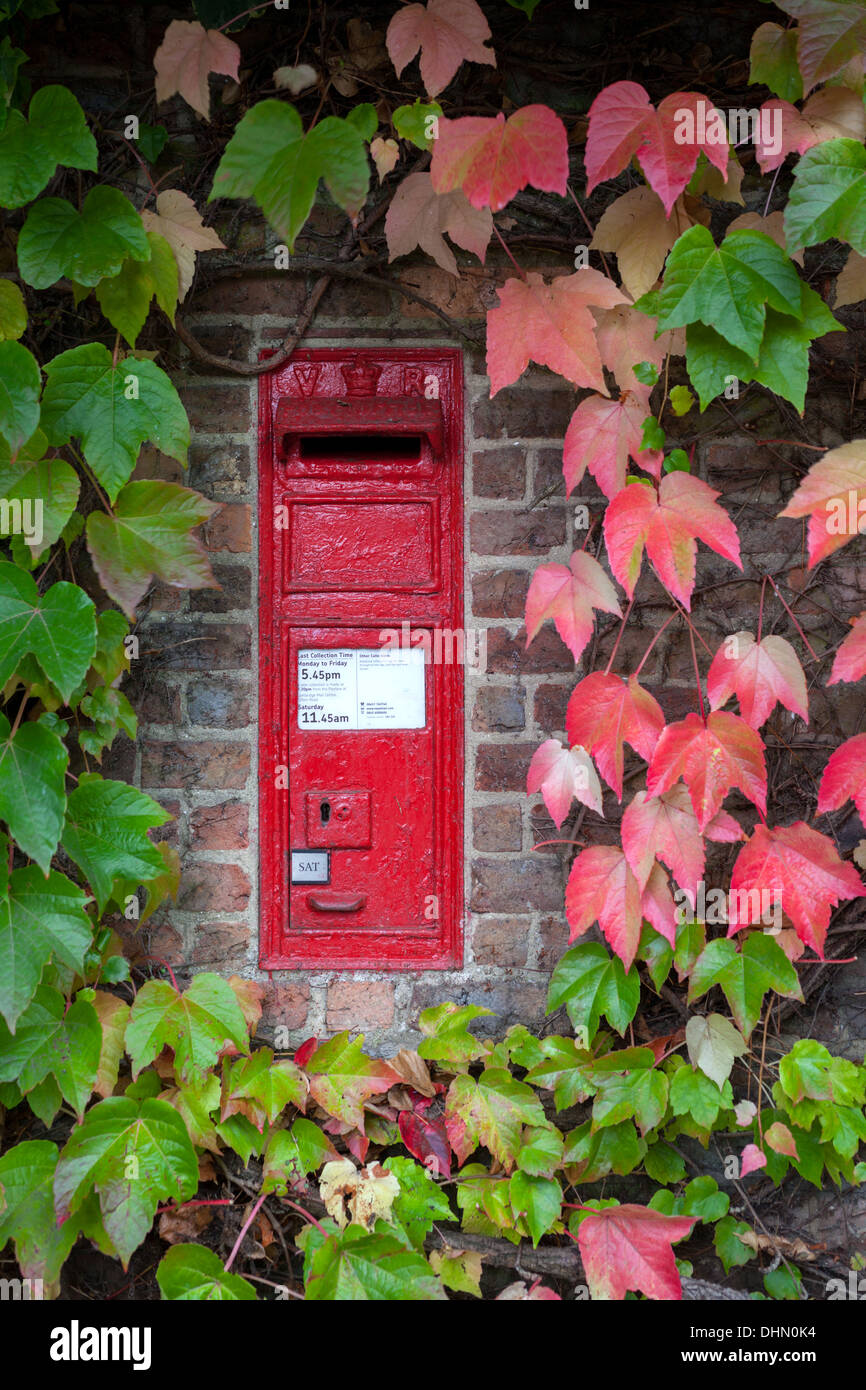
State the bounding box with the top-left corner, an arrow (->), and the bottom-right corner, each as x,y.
141,189 -> 225,301
739,1231 -> 818,1262
158,1204 -> 214,1244
319,1157 -> 400,1230
273,63 -> 318,95
390,1049 -> 438,1098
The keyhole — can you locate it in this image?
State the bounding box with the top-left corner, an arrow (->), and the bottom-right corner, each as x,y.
320,800 -> 331,825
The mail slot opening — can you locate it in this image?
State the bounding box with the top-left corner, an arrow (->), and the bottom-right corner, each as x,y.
297,434 -> 422,463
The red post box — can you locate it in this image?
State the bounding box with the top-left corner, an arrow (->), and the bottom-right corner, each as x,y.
258,348 -> 464,970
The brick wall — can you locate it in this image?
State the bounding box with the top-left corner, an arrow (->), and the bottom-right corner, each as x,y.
103,254 -> 866,1055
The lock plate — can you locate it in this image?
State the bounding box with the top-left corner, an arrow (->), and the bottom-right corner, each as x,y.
305,790 -> 372,848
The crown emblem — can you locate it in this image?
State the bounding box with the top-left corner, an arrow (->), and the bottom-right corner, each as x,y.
341,360 -> 382,396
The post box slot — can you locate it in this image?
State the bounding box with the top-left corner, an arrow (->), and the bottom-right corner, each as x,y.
298,434 -> 422,464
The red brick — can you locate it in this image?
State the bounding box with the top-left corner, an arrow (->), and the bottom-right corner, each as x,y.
534,682 -> 571,731
176,863 -> 251,913
473,447 -> 526,499
187,679 -> 251,727
472,685 -> 525,732
470,508 -> 566,556
190,800 -> 249,851
470,858 -> 563,913
473,804 -> 522,851
472,916 -> 529,967
189,564 -> 251,613
151,798 -> 181,847
137,679 -> 181,725
475,742 -> 536,791
537,914 -> 570,970
261,980 -> 312,1034
203,504 -> 251,554
189,921 -> 251,969
472,568 -> 530,619
326,979 -> 395,1031
147,583 -> 186,613
189,443 -> 250,498
182,322 -> 253,365
485,626 -> 574,674
411,978 -> 547,1032
189,275 -> 310,316
143,622 -> 251,670
141,740 -> 250,789
473,388 -> 575,439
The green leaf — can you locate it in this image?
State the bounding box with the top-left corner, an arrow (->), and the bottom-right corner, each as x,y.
592,1058 -> 669,1136
210,100 -> 370,250
0,38 -> 28,136
393,99 -> 443,149
54,1095 -> 198,1267
90,609 -> 131,686
445,1068 -> 547,1171
645,225 -> 804,359
40,345 -> 189,502
345,102 -> 377,142
160,1072 -> 220,1153
17,187 -> 150,289
216,1112 -> 265,1164
765,1262 -> 802,1300
304,1224 -> 446,1300
0,562 -> 96,700
548,942 -> 640,1041
126,972 -> 250,1085
86,479 -> 217,618
157,1244 -> 257,1300
638,922 -> 674,990
0,341 -> 39,450
429,1247 -> 482,1296
221,1047 -> 307,1129
682,1174 -> 729,1223
135,121 -> 168,164
504,0 -> 543,13
0,1140 -> 78,1283
383,1155 -> 453,1247
416,1001 -> 491,1067
95,230 -> 179,346
685,1011 -> 748,1089
0,431 -> 79,563
262,1119 -> 337,1194
27,1073 -> 61,1126
687,933 -> 803,1038
563,1119 -> 646,1182
509,1170 -> 562,1247
0,713 -> 67,874
674,916 -> 705,980
0,84 -> 96,208
663,447 -> 691,473
643,1139 -> 686,1184
777,1038 -> 864,1106
517,1124 -> 564,1178
303,1032 -> 399,1130
640,415 -> 666,451
0,985 -> 99,1116
524,1036 -> 596,1110
0,280 -> 25,339
785,138 -> 866,255
669,1061 -> 733,1128
749,22 -> 803,102
78,686 -> 138,761
714,1215 -> 755,1273
60,775 -> 171,914
0,869 -> 90,1031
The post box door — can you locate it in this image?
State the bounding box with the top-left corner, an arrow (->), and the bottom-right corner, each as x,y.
258,349 -> 464,971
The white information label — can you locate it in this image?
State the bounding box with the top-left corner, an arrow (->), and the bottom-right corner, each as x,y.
297,648 -> 426,730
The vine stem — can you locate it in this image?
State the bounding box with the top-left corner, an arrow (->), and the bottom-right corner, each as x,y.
757,574 -> 768,644
634,611 -> 678,678
280,1196 -> 331,1236
224,1192 -> 266,1272
137,954 -> 179,991
604,597 -> 635,675
156,1199 -> 233,1214
217,1 -> 271,31
565,184 -> 612,279
530,837 -> 586,851
492,223 -> 527,281
763,573 -> 819,661
688,622 -> 706,720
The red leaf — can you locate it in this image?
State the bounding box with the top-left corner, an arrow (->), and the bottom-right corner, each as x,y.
817,733 -> 866,822
430,105 -> 568,210
527,738 -> 603,828
565,846 -> 674,971
486,270 -> 627,395
398,1109 -> 452,1178
729,821 -> 866,956
604,473 -> 742,609
585,82 -> 729,215
646,711 -> 767,830
778,441 -> 866,567
563,393 -> 662,500
566,672 -> 665,801
386,0 -> 495,99
829,611 -> 866,685
592,303 -> 671,400
707,631 -> 808,728
294,1037 -> 318,1067
740,1144 -> 767,1179
621,784 -> 708,899
525,550 -> 622,661
576,1203 -> 697,1300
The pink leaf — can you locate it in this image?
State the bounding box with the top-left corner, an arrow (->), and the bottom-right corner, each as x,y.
817,733 -> 866,822
386,0 -> 495,99
486,270 -> 627,395
566,672 -> 665,801
829,611 -> 866,685
525,550 -> 622,661
576,1203 -> 697,1300
565,846 -> 672,969
754,90 -> 865,172
740,1144 -> 766,1178
585,82 -> 729,215
430,105 -> 568,210
563,394 -> 662,500
385,171 -> 492,276
707,631 -> 808,728
154,19 -> 240,121
778,441 -> 866,568
646,711 -> 767,830
527,739 -> 603,828
604,473 -> 742,610
621,784 -> 707,900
